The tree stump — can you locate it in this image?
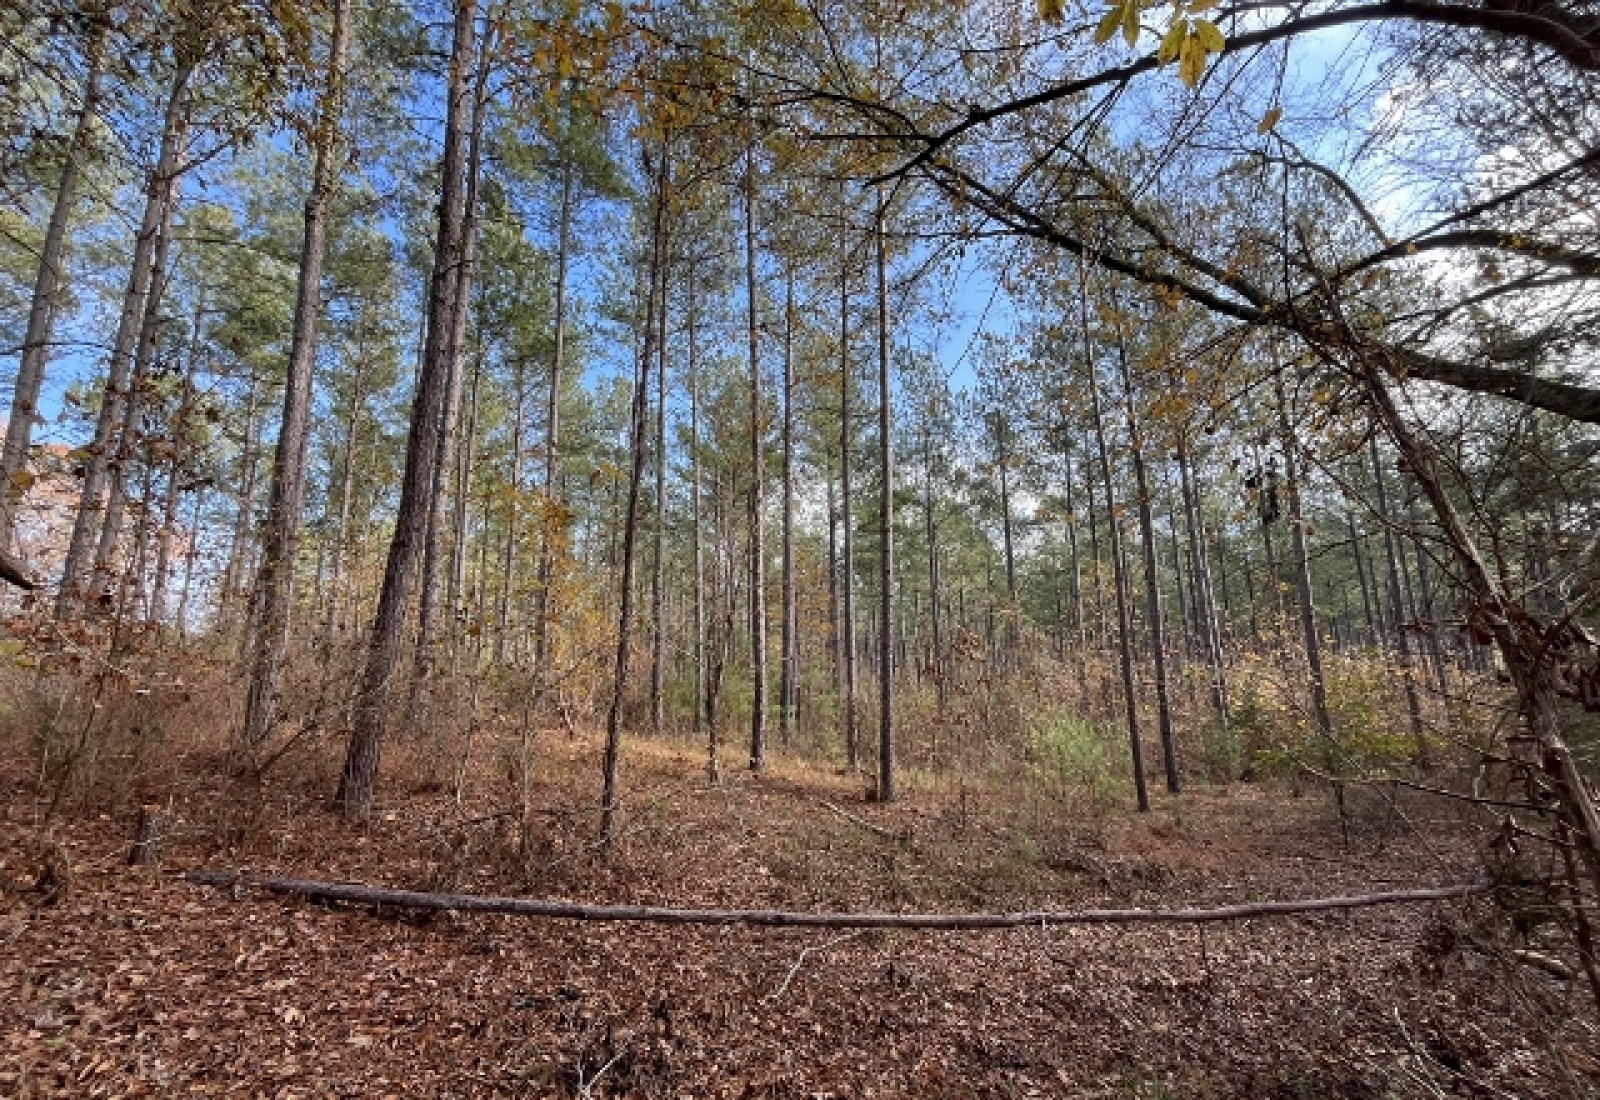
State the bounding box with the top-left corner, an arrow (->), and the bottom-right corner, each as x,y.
128,804 -> 163,866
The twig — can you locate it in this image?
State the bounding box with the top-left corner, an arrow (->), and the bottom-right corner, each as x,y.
187,870 -> 1494,929
1509,948 -> 1576,980
575,1047 -> 627,1100
765,930 -> 865,1002
818,798 -> 912,845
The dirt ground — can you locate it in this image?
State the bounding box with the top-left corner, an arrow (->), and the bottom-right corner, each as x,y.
3,725 -> 1598,1098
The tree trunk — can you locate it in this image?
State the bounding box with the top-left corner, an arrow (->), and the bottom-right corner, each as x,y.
1275,372 -> 1336,772
1080,269 -> 1149,812
221,372 -> 261,619
600,140 -> 669,845
449,350 -> 482,672
497,360 -> 525,664
411,17 -> 492,730
151,294 -> 206,625
58,63 -> 193,615
745,135 -> 768,773
874,187 -> 895,803
335,0 -> 478,817
327,340 -> 368,642
924,421 -> 946,712
242,0 -> 355,746
651,206 -> 671,738
1178,440 -> 1228,725
532,156 -> 575,709
1347,509 -> 1381,647
1408,497 -> 1451,704
2,25 -> 105,553
688,272 -> 707,744
1350,355 -> 1600,896
1113,328 -> 1178,794
1368,433 -> 1426,743
838,195 -> 859,771
780,264 -> 798,745
95,172 -> 181,608
1061,448 -> 1090,708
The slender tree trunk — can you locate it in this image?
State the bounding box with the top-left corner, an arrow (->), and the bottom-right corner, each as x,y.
995,417 -> 1019,666
152,294 -> 205,625
328,344 -> 368,641
242,0 -> 355,746
2,25 -> 105,555
1167,491 -> 1193,670
1179,439 -> 1229,724
1061,448 -> 1090,707
1369,433 -> 1426,743
95,172 -> 181,602
1347,510 -> 1380,646
411,18 -> 492,729
532,157 -> 575,709
745,136 -> 768,773
1081,441 -> 1112,706
1214,526 -> 1233,643
600,140 -> 669,845
449,350 -> 482,671
1408,497 -> 1451,703
838,199 -> 859,771
176,487 -> 204,634
1080,269 -> 1148,812
1276,373 -> 1334,749
688,274 -> 707,745
336,0 -> 478,817
1112,328 -> 1178,794
874,187 -> 895,802
59,64 -> 193,614
222,372 -> 261,620
651,211 -> 671,738
498,361 -> 525,663
924,423 -> 946,712
996,422 -> 1017,605
827,463 -> 841,709
780,265 -> 798,746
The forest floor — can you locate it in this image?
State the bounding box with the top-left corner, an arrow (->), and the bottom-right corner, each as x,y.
3,720 -> 1599,1099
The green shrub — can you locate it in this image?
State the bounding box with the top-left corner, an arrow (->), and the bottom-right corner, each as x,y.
1027,707 -> 1120,807
1193,716 -> 1248,783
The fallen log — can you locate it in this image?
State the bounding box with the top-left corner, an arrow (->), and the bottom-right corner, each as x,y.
186,870 -> 1492,930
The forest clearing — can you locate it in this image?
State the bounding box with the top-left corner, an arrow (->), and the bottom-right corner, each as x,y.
4,703 -> 1597,1099
4,0 -> 1600,1094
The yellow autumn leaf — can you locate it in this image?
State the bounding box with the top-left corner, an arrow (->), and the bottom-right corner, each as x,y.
1158,19 -> 1187,63
1121,1 -> 1140,47
1187,0 -> 1218,10
1094,5 -> 1123,44
1178,33 -> 1205,86
1038,0 -> 1067,24
1193,17 -> 1225,52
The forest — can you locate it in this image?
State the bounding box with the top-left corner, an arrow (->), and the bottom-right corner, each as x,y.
2,0 -> 1599,1094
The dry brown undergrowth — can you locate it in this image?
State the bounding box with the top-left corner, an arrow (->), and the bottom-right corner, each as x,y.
2,671 -> 1598,1099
